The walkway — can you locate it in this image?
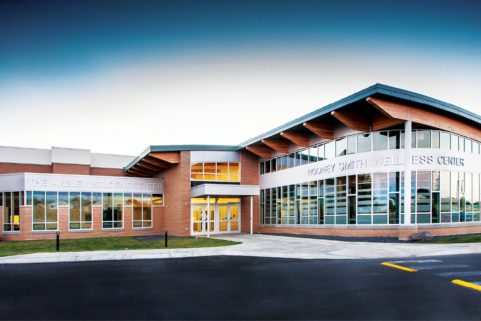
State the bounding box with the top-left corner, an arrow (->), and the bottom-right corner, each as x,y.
1,234 -> 481,264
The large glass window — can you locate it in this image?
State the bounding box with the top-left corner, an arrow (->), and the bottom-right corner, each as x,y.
440,132 -> 450,150
103,193 -> 123,229
325,141 -> 335,159
416,171 -> 431,223
335,177 -> 347,224
373,132 -> 388,151
133,193 -> 152,228
417,130 -> 431,148
388,131 -> 401,150
357,174 -> 372,224
191,162 -> 240,182
324,178 -> 335,224
347,135 -> 357,154
69,192 -> 92,230
335,138 -> 347,157
32,191 -> 58,231
3,192 -> 20,232
357,133 -> 371,153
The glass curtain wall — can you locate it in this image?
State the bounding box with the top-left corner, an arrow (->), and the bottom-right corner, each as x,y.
260,129 -> 481,175
260,171 -> 481,226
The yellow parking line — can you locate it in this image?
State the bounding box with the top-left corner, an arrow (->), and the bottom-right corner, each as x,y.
381,262 -> 417,273
451,279 -> 481,292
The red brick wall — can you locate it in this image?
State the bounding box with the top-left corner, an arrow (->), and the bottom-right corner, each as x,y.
240,196 -> 260,234
0,163 -> 52,174
52,163 -> 90,175
240,150 -> 260,233
90,167 -> 126,176
158,151 -> 191,236
240,150 -> 259,185
0,162 -> 127,176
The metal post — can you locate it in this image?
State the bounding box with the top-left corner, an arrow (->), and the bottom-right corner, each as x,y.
56,231 -> 60,252
207,195 -> 211,238
404,120 -> 412,225
250,196 -> 254,235
164,229 -> 168,248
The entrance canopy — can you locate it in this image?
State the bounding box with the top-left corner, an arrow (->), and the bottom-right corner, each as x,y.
190,184 -> 259,198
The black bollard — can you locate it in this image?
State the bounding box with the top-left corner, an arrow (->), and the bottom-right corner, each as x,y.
56,232 -> 60,252
164,229 -> 168,248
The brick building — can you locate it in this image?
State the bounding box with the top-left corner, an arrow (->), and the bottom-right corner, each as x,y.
1,84 -> 481,241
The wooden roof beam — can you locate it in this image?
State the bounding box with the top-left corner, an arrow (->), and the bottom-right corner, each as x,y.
245,145 -> 273,159
143,156 -> 170,168
303,122 -> 334,140
331,110 -> 370,132
261,138 -> 289,154
280,131 -> 310,147
372,112 -> 405,131
127,168 -> 152,177
366,96 -> 481,141
136,161 -> 160,172
149,152 -> 180,164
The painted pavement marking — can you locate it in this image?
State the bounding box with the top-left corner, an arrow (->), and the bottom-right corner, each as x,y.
451,279 -> 481,292
381,262 -> 417,272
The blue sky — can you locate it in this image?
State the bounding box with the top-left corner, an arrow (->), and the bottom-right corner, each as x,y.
1,0 -> 480,155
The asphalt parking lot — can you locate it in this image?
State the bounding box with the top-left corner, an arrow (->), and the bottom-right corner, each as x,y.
0,254 -> 480,320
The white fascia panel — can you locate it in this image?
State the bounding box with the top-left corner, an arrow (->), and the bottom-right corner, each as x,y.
0,173 -> 26,192
90,153 -> 134,169
51,147 -> 91,165
0,146 -> 51,165
190,151 -> 240,163
191,184 -> 259,197
21,173 -> 164,194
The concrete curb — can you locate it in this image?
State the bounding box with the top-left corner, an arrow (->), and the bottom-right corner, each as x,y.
1,234 -> 481,264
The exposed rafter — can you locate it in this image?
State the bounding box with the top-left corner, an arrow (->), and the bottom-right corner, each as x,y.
136,161 -> 160,172
128,168 -> 152,177
366,96 -> 481,141
280,131 -> 310,147
149,152 -> 180,164
261,138 -> 289,154
331,110 -> 370,131
372,112 -> 405,131
245,145 -> 273,159
302,121 -> 334,140
142,156 -> 170,168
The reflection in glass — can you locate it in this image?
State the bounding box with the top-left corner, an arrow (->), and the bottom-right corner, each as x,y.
357,133 -> 371,153
373,132 -> 388,151
336,138 -> 347,156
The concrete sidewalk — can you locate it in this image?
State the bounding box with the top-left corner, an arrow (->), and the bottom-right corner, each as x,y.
1,234 -> 481,264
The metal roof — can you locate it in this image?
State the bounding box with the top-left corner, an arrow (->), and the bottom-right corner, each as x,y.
239,83 -> 481,147
124,145 -> 241,171
125,83 -> 481,171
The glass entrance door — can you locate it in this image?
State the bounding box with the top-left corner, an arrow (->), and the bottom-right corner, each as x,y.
191,197 -> 241,235
192,205 -> 214,234
217,204 -> 240,233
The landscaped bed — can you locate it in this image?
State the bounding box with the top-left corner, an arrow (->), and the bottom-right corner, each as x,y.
0,236 -> 240,257
433,234 -> 481,244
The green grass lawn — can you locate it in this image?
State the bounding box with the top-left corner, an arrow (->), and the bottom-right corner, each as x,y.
434,234 -> 481,244
0,236 -> 240,257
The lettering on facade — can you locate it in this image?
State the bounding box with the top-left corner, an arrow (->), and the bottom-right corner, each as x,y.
308,164 -> 336,176
26,176 -> 162,192
412,155 -> 464,167
307,153 -> 465,178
